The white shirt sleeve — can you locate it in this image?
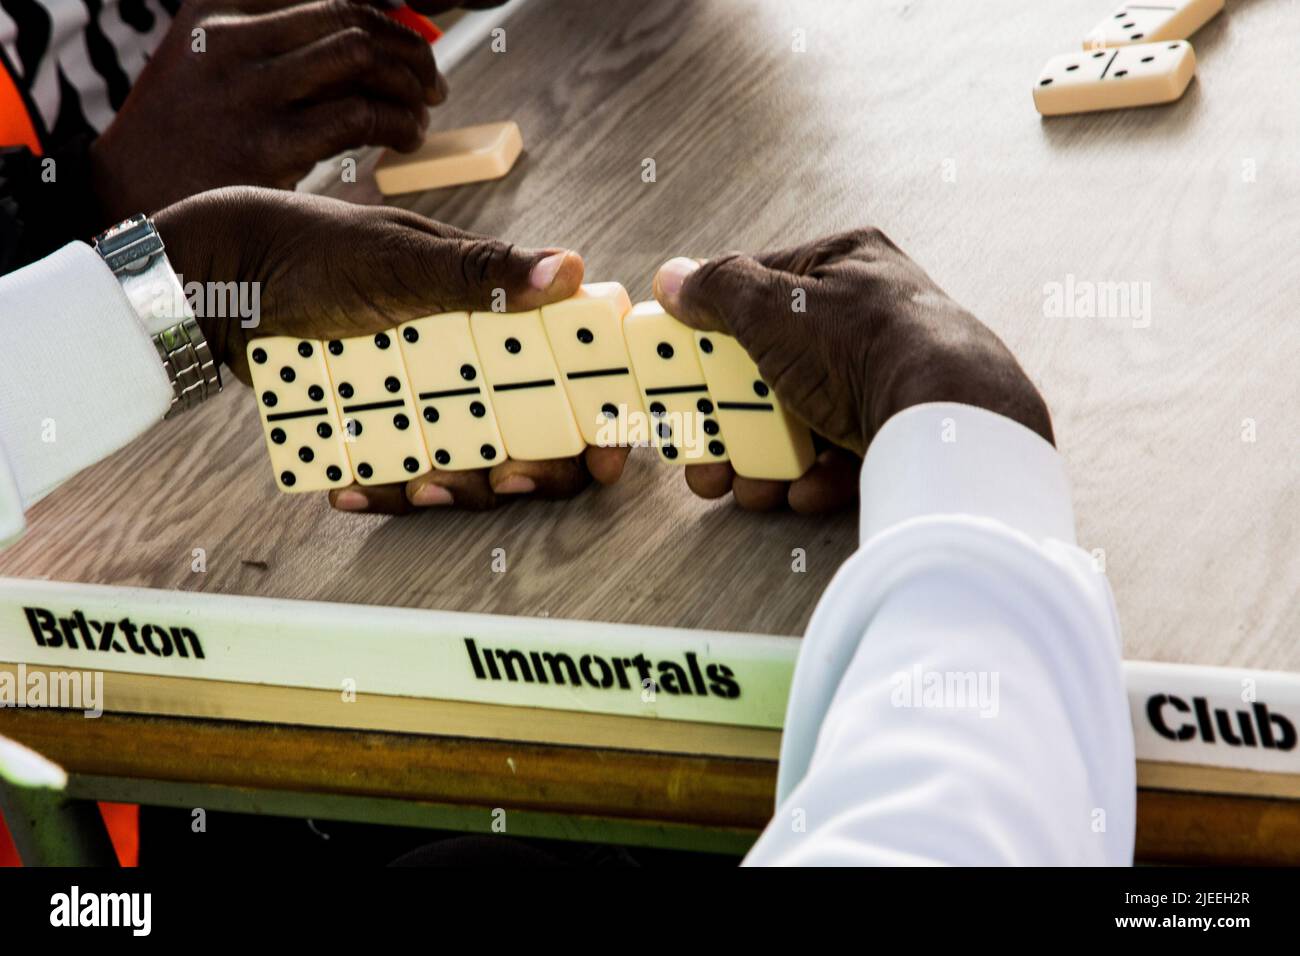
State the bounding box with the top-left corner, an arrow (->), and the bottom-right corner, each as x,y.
744,402 -> 1135,866
0,242 -> 173,545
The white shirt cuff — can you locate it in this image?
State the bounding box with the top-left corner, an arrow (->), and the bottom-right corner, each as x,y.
859,402 -> 1077,547
0,242 -> 173,508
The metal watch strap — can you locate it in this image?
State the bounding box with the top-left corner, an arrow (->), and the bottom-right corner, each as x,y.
94,214 -> 222,417
153,316 -> 222,418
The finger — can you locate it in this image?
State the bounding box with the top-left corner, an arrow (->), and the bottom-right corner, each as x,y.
787,447 -> 860,515
251,0 -> 443,98
373,231 -> 584,317
404,0 -> 512,14
684,462 -> 734,499
653,254 -> 800,369
269,28 -> 436,117
488,457 -> 591,500
289,95 -> 426,155
406,468 -> 497,510
585,445 -> 631,485
328,482 -> 413,514
730,477 -> 790,512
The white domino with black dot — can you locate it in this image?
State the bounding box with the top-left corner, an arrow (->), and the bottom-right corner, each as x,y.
396,312 -> 505,471
323,332 -> 432,485
1033,40 -> 1196,116
694,332 -> 814,481
1084,0 -> 1223,49
541,282 -> 647,446
469,309 -> 585,461
247,337 -> 352,493
623,302 -> 728,465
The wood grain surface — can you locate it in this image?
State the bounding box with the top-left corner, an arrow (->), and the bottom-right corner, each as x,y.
5,0 -> 1297,663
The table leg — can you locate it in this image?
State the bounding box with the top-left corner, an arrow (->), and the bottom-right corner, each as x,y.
0,781 -> 117,866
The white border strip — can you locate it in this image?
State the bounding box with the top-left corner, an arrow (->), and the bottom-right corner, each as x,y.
1,578 -> 1297,780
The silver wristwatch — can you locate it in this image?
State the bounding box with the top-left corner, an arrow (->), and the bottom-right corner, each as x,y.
93,214 -> 222,418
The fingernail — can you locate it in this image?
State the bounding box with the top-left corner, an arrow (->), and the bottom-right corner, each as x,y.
529,252 -> 569,291
657,257 -> 700,303
334,490 -> 368,511
411,483 -> 453,506
493,475 -> 536,495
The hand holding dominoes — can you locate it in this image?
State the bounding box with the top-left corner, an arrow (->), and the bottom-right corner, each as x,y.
1032,0 -> 1223,116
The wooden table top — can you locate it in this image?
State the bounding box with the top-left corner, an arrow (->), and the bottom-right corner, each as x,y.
3,0 -> 1296,663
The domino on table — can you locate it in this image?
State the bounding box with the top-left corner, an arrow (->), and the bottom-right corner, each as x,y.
694,333 -> 814,481
623,302 -> 728,466
1084,0 -> 1223,49
247,337 -> 352,493
1033,41 -> 1196,117
397,312 -> 506,471
469,309 -> 585,461
541,282 -> 647,446
323,332 -> 432,485
374,121 -> 523,196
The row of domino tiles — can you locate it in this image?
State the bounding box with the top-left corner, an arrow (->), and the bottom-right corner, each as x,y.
1032,0 -> 1224,116
247,282 -> 816,494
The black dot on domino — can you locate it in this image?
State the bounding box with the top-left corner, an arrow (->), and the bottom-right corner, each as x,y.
328,340 -> 343,355
251,348 -> 267,364
709,440 -> 725,457
308,385 -> 324,401
375,332 -> 391,349
470,401 -> 486,418
1093,51 -> 1105,58
403,456 -> 419,473
338,382 -> 354,399
753,381 -> 769,397
576,328 -> 594,344
1123,20 -> 1135,28
703,419 -> 719,436
326,465 -> 342,482
657,422 -> 673,440
280,471 -> 296,487
600,403 -> 618,419
663,446 -> 678,460
317,423 -> 332,439
262,391 -> 278,407
424,407 -> 439,423
393,413 -> 410,430
699,337 -> 713,354
649,402 -> 666,417
403,327 -> 419,344
504,337 -> 521,354
697,398 -> 713,414
270,428 -> 286,444
1141,56 -> 1154,63
480,445 -> 496,461
1113,11 -> 1125,18
656,342 -> 674,359
298,447 -> 314,463
357,463 -> 373,479
1066,65 -> 1079,72
1131,33 -> 1143,40
1040,78 -> 1053,86
1115,69 -> 1128,77
460,364 -> 476,381
435,450 -> 451,465
384,376 -> 401,393
298,342 -> 313,358
347,419 -> 362,437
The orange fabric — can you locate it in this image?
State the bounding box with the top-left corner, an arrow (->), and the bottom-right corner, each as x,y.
0,59 -> 41,153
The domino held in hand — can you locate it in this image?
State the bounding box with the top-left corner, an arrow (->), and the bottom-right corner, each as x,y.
374,121 -> 523,196
247,337 -> 352,493
323,332 -> 432,485
694,332 -> 814,481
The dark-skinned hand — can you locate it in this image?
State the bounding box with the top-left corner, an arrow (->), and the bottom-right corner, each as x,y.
154,186 -> 629,513
90,0 -> 489,223
652,228 -> 1053,514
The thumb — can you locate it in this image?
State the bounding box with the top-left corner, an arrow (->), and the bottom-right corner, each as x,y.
406,235 -> 585,315
653,253 -> 799,363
